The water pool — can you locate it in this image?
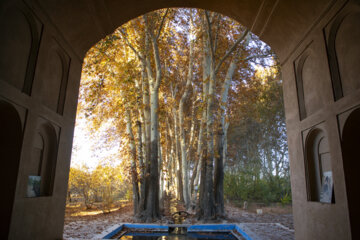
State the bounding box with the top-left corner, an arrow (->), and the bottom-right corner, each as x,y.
103,224 -> 251,240
120,232 -> 237,239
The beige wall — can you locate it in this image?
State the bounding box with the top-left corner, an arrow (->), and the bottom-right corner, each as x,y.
0,0 -> 359,239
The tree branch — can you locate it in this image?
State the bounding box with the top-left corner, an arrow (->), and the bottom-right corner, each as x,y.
213,14 -> 221,54
241,53 -> 273,62
118,29 -> 143,61
156,8 -> 170,40
205,11 -> 215,61
214,29 -> 249,74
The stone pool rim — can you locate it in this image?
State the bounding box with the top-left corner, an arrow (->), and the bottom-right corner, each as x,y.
102,223 -> 252,240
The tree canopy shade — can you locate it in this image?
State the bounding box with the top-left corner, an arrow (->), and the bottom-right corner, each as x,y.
76,8 -> 286,221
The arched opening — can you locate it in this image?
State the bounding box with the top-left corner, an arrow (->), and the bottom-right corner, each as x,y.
342,107 -> 360,239
1,0 -> 358,239
0,100 -> 23,238
65,8 -> 292,238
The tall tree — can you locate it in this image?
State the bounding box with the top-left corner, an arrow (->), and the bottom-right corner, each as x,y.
78,8 -> 276,221
178,10 -> 195,209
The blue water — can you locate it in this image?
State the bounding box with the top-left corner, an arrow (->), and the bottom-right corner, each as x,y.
120,232 -> 237,239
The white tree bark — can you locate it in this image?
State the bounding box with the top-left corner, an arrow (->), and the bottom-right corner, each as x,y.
125,108 -> 140,215
143,10 -> 168,219
178,11 -> 195,209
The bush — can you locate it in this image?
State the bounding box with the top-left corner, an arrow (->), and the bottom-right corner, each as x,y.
125,189 -> 133,202
224,171 -> 291,204
281,193 -> 292,205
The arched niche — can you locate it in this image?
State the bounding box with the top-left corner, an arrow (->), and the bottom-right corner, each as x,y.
37,38 -> 70,114
305,128 -> 334,203
0,5 -> 42,94
38,122 -> 58,196
325,8 -> 360,100
341,107 -> 360,239
335,12 -> 360,96
0,100 -> 23,238
29,122 -> 58,196
294,52 -> 309,120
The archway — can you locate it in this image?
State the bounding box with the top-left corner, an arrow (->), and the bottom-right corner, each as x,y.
0,101 -> 22,238
1,0 -> 359,239
342,107 -> 360,239
64,8 -> 291,237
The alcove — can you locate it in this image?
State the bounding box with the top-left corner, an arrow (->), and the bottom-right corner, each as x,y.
30,122 -> 58,196
305,128 -> 334,203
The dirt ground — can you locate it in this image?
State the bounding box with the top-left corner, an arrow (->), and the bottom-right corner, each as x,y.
63,202 -> 135,239
223,203 -> 294,240
63,200 -> 294,240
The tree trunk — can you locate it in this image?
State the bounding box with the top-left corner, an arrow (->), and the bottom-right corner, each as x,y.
214,59 -> 237,216
190,156 -> 199,199
198,15 -> 215,220
167,118 -> 176,198
198,12 -> 249,219
178,16 -> 194,208
143,11 -> 168,219
214,128 -> 224,217
174,110 -> 184,202
193,105 -> 206,199
158,132 -> 164,210
136,121 -> 146,212
145,89 -> 160,220
141,60 -> 151,213
125,109 -> 140,215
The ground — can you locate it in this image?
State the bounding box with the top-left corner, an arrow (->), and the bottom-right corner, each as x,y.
63,200 -> 294,240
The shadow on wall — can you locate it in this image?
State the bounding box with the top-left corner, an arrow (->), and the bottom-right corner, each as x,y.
341,107 -> 360,240
0,100 -> 23,239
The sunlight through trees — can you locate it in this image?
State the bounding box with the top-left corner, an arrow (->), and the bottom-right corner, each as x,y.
69,8 -> 289,222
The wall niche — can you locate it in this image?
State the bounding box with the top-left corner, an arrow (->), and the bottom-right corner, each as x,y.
34,35 -> 70,115
324,6 -> 360,100
28,120 -> 58,197
303,126 -> 335,203
0,3 -> 42,94
294,35 -> 332,121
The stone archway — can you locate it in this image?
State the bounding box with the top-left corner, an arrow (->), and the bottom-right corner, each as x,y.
1,0 -> 360,239
0,101 -> 22,239
341,107 -> 360,239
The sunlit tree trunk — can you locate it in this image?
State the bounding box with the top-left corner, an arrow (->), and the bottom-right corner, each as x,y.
143,10 -> 169,220
135,76 -> 147,212
178,12 -> 194,209
202,12 -> 217,219
214,59 -> 237,216
197,14 -> 211,216
173,109 -> 184,202
193,102 -> 206,201
188,91 -> 199,201
167,118 -> 177,198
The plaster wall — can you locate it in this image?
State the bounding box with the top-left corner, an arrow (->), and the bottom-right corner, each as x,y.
0,0 -> 359,239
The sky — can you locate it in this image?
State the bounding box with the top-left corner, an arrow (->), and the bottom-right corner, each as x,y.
70,117 -> 120,170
